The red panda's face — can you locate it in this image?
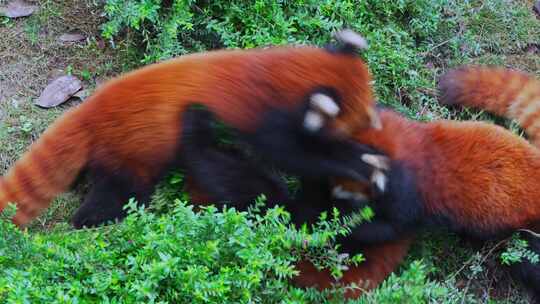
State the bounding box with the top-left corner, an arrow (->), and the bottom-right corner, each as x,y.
298,85 -> 380,142
329,153 -> 391,208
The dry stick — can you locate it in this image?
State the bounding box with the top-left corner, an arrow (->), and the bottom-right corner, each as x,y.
456,239 -> 509,303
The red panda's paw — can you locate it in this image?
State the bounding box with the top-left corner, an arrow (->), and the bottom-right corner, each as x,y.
509,229 -> 540,299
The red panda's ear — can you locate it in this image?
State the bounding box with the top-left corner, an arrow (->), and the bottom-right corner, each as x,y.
327,29 -> 369,55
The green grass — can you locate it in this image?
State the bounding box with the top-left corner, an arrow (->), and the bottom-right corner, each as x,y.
1,0 -> 540,302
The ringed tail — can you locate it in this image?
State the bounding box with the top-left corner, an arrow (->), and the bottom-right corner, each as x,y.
438,66 -> 540,145
0,108 -> 90,226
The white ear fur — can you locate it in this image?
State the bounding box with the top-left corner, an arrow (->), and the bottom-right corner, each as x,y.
334,29 -> 368,50
303,110 -> 325,132
310,93 -> 340,117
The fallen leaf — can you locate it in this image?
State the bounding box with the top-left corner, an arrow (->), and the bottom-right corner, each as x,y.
36,75 -> 82,108
0,0 -> 37,18
58,32 -> 86,43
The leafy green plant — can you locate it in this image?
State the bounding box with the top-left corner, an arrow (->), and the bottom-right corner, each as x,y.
100,0 -> 451,112
17,115 -> 34,135
501,233 -> 540,266
357,261 -> 469,304
0,189 -> 376,303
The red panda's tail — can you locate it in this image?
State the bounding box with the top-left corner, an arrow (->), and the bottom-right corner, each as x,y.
292,236 -> 413,299
438,66 -> 540,145
0,109 -> 90,226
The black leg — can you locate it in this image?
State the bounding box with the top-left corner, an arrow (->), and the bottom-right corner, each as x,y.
286,178 -> 334,227
342,220 -> 406,245
508,230 -> 540,301
241,104 -> 382,183
370,160 -> 423,224
337,159 -> 423,244
181,106 -> 289,210
71,172 -> 154,229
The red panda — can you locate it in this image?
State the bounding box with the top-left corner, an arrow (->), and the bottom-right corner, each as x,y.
439,66 -> 540,300
0,30 -> 384,229
204,66 -> 540,299
324,66 -> 540,298
331,105 -> 540,244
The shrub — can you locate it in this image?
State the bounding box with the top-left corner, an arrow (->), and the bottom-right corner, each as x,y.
0,200 -> 474,303
101,0 -> 448,111
0,192 -> 375,303
500,233 -> 540,266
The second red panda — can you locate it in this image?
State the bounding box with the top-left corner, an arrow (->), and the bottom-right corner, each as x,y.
326,66 -> 540,298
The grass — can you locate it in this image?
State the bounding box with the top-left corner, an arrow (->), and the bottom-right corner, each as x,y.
0,0 -> 136,229
0,0 -> 539,302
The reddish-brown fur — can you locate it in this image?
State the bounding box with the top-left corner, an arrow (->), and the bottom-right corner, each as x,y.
0,46 -> 378,226
292,236 -> 413,298
347,109 -> 540,236
285,67 -> 540,299
439,66 -> 540,146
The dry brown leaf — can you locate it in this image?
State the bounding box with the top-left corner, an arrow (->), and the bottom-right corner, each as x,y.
58,32 -> 86,43
36,75 -> 82,108
0,0 -> 38,18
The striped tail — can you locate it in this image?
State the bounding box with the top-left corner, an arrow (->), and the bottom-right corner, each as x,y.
0,110 -> 90,226
438,66 -> 540,146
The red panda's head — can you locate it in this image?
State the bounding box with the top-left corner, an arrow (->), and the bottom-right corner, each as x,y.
232,29 -> 381,139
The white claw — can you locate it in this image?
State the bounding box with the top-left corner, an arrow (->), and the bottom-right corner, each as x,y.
334,29 -> 368,50
361,154 -> 390,171
371,170 -> 387,193
303,110 -> 325,132
310,93 -> 340,117
332,185 -> 369,202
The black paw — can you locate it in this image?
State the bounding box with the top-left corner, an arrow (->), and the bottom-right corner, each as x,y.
71,212 -> 123,229
508,229 -> 540,299
71,202 -> 128,229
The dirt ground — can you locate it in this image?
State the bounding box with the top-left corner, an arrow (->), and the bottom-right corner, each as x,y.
0,0 -> 131,229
